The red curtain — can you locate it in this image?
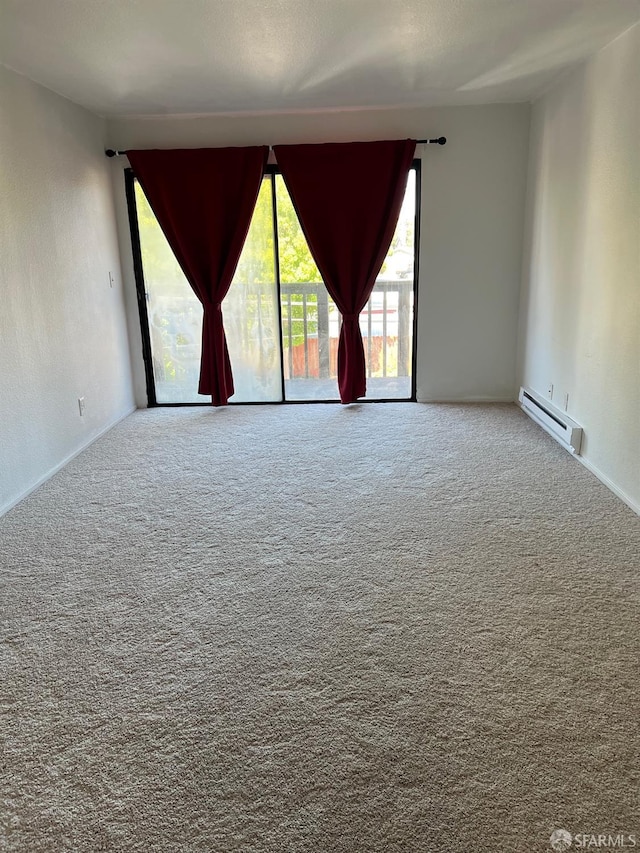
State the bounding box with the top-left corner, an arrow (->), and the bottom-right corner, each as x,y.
127,146 -> 268,406
274,139 -> 416,403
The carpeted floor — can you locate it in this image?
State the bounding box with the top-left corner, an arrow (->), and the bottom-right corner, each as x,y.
1,403 -> 638,852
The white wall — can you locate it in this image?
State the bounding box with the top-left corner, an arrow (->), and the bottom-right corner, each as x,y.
517,24 -> 640,513
0,65 -> 135,515
108,104 -> 530,405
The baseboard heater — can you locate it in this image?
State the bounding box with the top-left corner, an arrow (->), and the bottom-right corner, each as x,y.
518,387 -> 583,455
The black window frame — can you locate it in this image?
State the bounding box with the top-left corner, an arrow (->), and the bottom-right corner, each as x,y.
124,159 -> 421,406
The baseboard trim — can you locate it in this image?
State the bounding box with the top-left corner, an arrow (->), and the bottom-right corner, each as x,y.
576,455 -> 640,517
417,396 -> 516,404
0,406 -> 137,518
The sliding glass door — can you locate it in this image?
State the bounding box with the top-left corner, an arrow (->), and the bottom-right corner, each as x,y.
128,164 -> 419,404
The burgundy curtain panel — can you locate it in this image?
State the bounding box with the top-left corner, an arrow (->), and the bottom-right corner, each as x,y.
127,146 -> 268,405
274,139 -> 416,403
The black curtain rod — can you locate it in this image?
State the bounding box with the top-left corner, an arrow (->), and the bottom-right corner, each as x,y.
104,137 -> 446,157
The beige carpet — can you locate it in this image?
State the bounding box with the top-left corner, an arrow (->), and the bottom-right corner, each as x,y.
1,403 -> 638,853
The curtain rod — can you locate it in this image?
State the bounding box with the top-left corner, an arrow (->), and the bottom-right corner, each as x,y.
104,137 -> 446,157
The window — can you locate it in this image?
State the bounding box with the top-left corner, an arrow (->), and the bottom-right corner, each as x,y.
127,163 -> 419,404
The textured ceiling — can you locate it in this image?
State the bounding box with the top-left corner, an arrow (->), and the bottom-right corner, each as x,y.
0,0 -> 639,116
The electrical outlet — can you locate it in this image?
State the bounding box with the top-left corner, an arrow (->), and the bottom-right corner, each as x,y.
548,383 -> 554,400
108,271 -> 115,288
564,393 -> 569,411
78,397 -> 86,417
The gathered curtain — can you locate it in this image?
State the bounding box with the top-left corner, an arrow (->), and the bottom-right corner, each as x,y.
274,139 -> 416,403
127,146 -> 269,406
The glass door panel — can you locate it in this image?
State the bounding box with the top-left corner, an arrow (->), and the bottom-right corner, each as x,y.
275,170 -> 416,401
275,175 -> 340,401
134,177 -> 282,403
135,181 -> 205,403
366,169 -> 416,399
223,179 -> 282,402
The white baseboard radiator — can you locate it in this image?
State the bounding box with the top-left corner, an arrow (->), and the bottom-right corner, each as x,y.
518,387 -> 583,455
